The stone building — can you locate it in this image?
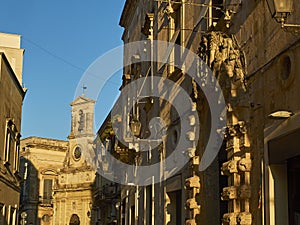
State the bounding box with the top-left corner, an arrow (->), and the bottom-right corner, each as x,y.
20,95 -> 96,225
20,137 -> 68,225
95,0 -> 300,225
0,32 -> 26,225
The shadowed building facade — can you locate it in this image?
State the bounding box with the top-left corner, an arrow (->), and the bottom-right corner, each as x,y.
0,32 -> 26,225
93,0 -> 300,225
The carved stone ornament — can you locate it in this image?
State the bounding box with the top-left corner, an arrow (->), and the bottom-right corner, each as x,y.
221,186 -> 238,200
185,175 -> 200,189
225,121 -> 247,140
198,31 -> 247,93
238,185 -> 251,199
222,158 -> 252,175
221,160 -> 238,175
222,213 -> 238,225
186,219 -> 197,225
222,185 -> 251,200
237,212 -> 252,225
186,198 -> 200,209
238,158 -> 252,172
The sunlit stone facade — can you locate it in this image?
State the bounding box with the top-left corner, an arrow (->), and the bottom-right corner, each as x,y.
20,95 -> 96,225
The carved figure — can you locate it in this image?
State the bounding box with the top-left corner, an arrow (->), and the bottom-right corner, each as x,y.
198,32 -> 247,94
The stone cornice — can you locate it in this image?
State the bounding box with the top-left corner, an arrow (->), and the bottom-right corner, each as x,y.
21,136 -> 68,152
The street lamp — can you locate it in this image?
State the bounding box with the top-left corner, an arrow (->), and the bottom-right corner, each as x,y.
266,0 -> 300,29
129,117 -> 142,137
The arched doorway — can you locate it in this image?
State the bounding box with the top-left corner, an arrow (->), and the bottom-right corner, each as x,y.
69,214 -> 80,225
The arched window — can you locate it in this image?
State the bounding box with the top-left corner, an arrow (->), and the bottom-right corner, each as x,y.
69,214 -> 80,225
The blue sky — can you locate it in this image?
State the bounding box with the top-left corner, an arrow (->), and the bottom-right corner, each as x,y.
0,1 -> 125,140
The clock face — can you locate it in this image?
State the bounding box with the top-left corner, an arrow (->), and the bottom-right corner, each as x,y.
73,146 -> 82,160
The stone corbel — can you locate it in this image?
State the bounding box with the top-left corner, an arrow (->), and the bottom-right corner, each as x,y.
185,175 -> 200,189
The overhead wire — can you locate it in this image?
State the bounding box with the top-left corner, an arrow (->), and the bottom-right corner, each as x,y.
22,37 -> 122,87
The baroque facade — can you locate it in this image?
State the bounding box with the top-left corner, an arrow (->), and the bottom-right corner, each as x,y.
0,32 -> 26,225
20,95 -> 96,225
94,0 -> 300,225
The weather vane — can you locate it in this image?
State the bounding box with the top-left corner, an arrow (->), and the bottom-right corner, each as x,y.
82,84 -> 87,96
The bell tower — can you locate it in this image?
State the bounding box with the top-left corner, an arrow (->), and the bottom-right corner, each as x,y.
66,94 -> 95,168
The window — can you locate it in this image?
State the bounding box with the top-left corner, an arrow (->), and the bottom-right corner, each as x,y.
43,179 -> 53,204
73,146 -> 82,161
8,206 -> 16,225
4,128 -> 11,162
4,119 -> 19,166
78,110 -> 85,132
13,140 -> 20,172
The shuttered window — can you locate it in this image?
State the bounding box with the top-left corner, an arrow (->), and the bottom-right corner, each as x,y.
43,179 -> 53,204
